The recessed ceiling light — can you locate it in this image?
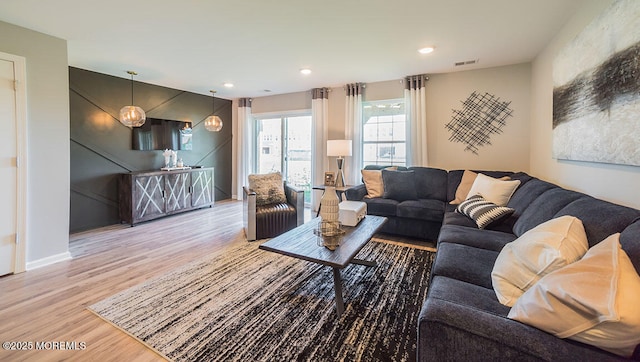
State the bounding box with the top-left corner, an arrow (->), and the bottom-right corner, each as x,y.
223,82 -> 234,88
418,47 -> 435,54
300,68 -> 312,75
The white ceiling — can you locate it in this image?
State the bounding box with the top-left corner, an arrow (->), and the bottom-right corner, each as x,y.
0,0 -> 584,99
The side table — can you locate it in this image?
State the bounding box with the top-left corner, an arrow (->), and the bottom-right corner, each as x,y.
313,185 -> 353,217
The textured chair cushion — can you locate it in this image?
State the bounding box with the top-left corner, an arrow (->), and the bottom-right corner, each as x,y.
255,202 -> 297,239
382,170 -> 418,201
492,216 -> 589,307
248,172 -> 287,206
508,234 -> 640,358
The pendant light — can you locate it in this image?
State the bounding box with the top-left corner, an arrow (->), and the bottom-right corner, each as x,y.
119,70 -> 146,128
204,90 -> 223,132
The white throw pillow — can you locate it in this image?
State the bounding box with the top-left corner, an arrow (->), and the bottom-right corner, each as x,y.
466,173 -> 520,206
491,215 -> 588,306
508,233 -> 640,358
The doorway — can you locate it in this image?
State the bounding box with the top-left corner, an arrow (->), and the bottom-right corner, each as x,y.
255,115 -> 312,204
0,52 -> 27,275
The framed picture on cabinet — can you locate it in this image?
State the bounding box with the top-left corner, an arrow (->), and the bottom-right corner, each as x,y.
324,172 -> 336,186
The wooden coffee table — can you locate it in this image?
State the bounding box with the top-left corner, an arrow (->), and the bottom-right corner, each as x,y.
259,215 -> 387,317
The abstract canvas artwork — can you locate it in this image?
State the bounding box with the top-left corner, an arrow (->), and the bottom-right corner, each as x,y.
445,91 -> 513,155
553,0 -> 640,166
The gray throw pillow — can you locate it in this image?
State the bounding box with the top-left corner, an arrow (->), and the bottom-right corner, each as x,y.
382,170 -> 417,201
248,172 -> 287,206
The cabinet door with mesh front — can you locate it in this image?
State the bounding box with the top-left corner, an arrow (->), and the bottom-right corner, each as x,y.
165,172 -> 191,213
133,175 -> 166,221
191,169 -> 214,208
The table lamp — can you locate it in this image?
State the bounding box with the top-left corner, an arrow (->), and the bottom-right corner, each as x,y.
327,139 -> 352,187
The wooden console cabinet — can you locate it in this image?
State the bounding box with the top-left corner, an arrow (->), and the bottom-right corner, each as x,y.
119,168 -> 214,225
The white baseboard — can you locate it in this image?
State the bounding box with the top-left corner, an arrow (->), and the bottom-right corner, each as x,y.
26,251 -> 72,271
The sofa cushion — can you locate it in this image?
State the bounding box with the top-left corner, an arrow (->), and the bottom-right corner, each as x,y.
382,170 -> 418,201
507,178 -> 558,216
554,197 -> 640,247
396,199 -> 444,223
248,172 -> 287,206
443,210 -> 479,228
456,194 -> 515,229
621,221 -> 640,275
508,234 -> 640,358
419,276 -> 621,362
363,197 -> 398,217
491,216 -> 589,307
431,242 -> 499,289
408,166 -> 448,201
512,188 -> 585,237
467,173 -> 521,206
437,224 -> 517,252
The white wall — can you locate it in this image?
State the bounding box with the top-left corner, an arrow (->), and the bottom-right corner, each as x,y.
0,21 -> 71,266
530,0 -> 640,209
239,64 -> 531,190
427,64 -> 531,171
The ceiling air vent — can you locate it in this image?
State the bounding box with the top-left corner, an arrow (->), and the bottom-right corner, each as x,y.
455,59 -> 479,67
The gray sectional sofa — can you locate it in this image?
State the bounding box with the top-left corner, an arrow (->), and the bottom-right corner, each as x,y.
345,166 -> 640,361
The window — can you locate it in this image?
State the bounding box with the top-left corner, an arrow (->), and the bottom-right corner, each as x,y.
362,99 -> 406,167
254,114 -> 312,204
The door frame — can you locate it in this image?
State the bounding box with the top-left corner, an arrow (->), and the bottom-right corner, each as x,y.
1,51 -> 28,274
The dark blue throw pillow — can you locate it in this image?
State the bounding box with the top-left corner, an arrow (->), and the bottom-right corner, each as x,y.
382,170 -> 418,201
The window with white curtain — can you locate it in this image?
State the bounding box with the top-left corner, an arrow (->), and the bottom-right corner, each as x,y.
361,99 -> 406,167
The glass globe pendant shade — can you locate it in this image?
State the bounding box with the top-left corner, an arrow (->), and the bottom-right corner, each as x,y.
204,115 -> 223,132
119,105 -> 146,127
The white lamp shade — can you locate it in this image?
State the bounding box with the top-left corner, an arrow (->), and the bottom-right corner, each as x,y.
327,139 -> 352,157
119,105 -> 146,127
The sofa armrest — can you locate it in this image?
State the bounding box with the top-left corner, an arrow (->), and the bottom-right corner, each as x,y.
284,183 -> 305,226
345,184 -> 367,201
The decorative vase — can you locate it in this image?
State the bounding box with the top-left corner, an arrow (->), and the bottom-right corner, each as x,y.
320,186 -> 340,222
171,151 -> 178,167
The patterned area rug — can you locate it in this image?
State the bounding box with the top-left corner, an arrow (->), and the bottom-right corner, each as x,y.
89,239 -> 435,361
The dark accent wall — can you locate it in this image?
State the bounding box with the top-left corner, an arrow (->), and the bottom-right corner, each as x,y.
69,67 -> 232,233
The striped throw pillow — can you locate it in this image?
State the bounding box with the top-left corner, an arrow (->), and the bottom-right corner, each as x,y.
456,194 -> 515,229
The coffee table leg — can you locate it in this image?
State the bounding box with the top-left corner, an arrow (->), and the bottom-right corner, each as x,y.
332,267 -> 345,317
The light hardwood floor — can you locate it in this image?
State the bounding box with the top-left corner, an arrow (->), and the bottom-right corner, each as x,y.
0,200 -> 434,361
0,199 -> 248,362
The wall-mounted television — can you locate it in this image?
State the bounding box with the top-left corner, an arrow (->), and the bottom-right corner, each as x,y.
132,118 -> 192,151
